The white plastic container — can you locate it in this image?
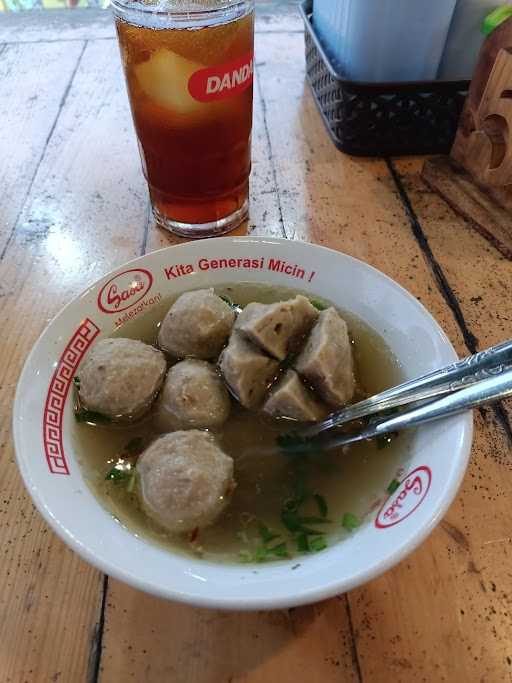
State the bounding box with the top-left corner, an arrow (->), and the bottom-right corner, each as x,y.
439,1 -> 511,81
312,0 -> 457,82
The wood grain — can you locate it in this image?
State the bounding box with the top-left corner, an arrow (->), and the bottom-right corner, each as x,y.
102,29 -> 362,683
394,155 -> 512,424
252,33 -> 512,682
369,157 -> 512,681
350,412 -> 512,682
422,156 -> 512,260
255,33 -> 466,344
0,39 -> 148,682
101,30 -> 508,683
0,41 -> 85,254
100,588 -> 360,682
1,6 -> 512,683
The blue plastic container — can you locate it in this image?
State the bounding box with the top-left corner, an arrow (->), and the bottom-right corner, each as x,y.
312,0 -> 457,82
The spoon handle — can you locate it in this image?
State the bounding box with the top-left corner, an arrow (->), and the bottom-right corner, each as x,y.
301,338 -> 512,437
320,366 -> 512,450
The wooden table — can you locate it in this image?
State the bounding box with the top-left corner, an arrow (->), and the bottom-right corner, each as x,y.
1,4 -> 511,681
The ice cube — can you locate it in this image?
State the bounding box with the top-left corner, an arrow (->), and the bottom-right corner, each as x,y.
134,49 -> 204,116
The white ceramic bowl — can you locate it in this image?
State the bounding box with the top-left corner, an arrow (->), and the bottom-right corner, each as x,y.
13,237 -> 472,610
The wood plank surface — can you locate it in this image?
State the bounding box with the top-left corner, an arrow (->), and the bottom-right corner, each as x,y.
103,30 -> 361,683
100,590 -> 360,682
0,38 -> 148,682
393,156 -> 512,431
252,33 -> 512,683
1,5 -> 511,683
102,31 -> 512,683
346,160 -> 512,682
0,41 -> 85,254
422,156 -> 512,260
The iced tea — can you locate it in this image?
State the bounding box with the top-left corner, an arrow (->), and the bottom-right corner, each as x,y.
114,2 -> 254,237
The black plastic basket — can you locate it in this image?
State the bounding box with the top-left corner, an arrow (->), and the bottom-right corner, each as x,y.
300,1 -> 470,156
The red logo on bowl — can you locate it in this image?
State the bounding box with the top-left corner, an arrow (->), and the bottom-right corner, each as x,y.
375,466 -> 432,529
97,269 -> 153,314
188,51 -> 254,103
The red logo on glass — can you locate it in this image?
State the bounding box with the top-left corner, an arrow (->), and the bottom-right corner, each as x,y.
188,52 -> 254,103
375,466 -> 432,529
97,269 -> 153,314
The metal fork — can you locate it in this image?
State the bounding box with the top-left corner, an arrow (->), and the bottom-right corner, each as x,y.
298,339 -> 512,438
278,340 -> 512,454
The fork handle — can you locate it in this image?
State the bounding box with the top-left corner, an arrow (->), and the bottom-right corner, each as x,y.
304,338 -> 512,436
315,367 -> 512,451
366,367 -> 512,441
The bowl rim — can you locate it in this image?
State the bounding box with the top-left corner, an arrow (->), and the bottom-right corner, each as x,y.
12,237 -> 473,609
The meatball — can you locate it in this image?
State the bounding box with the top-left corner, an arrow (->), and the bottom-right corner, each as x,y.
158,289 -> 236,360
294,308 -> 355,407
263,369 -> 327,422
156,359 -> 231,431
136,431 -> 235,533
78,338 -> 167,420
235,295 -> 318,361
219,332 -> 279,409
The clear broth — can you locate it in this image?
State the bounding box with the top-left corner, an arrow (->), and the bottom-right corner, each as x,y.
73,284 -> 411,563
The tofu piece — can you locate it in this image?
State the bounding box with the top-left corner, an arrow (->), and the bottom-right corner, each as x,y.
294,308 -> 355,408
263,370 -> 327,422
219,333 -> 279,409
235,295 -> 318,361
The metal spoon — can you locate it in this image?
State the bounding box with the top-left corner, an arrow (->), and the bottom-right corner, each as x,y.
278,360 -> 512,455
297,338 -> 512,440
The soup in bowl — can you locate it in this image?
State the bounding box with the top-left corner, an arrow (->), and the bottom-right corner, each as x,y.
13,237 -> 472,609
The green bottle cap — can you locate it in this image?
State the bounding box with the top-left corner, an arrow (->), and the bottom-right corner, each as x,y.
482,5 -> 512,36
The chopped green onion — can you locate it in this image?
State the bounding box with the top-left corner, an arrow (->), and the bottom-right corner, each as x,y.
257,522 -> 280,544
239,541 -> 289,563
73,376 -> 81,388
219,295 -> 240,311
281,508 -> 325,536
281,508 -> 303,533
268,542 -> 289,558
299,527 -> 326,536
297,516 -> 331,525
254,546 -> 270,563
309,299 -> 328,311
75,407 -> 111,425
105,466 -> 131,482
313,493 -> 328,518
296,533 -> 309,553
126,470 -> 137,493
387,478 -> 400,495
342,512 -> 360,532
309,536 -> 328,553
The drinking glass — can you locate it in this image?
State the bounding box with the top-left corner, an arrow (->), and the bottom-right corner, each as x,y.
112,0 -> 255,237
